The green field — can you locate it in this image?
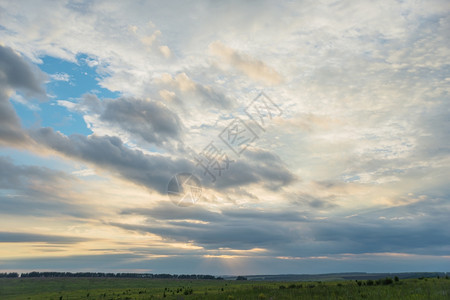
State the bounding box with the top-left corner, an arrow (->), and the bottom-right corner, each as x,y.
0,277 -> 449,299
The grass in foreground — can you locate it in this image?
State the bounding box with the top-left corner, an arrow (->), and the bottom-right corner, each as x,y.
0,277 -> 449,299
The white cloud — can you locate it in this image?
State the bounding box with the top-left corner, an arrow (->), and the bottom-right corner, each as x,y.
50,72 -> 70,82
159,45 -> 171,58
72,168 -> 96,177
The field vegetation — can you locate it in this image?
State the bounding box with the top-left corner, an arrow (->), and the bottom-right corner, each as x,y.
1,275 -> 449,299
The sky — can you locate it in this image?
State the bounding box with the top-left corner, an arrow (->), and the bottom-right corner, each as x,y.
0,0 -> 449,275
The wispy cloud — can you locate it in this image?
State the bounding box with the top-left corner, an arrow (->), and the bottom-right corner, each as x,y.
50,72 -> 70,82
210,41 -> 283,85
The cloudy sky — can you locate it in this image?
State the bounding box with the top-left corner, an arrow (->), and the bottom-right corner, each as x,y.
0,0 -> 449,275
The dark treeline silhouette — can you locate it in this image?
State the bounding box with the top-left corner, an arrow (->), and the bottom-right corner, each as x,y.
0,272 -> 19,278
18,272 -> 222,279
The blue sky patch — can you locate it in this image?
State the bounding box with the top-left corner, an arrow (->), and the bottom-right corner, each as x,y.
12,55 -> 120,136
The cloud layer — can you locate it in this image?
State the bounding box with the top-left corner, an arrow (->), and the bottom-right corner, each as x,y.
0,0 -> 449,274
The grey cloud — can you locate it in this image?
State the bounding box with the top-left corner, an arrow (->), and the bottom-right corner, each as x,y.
27,127 -> 295,195
270,195 -> 450,258
289,191 -> 339,210
79,93 -> 103,114
0,45 -> 46,95
211,147 -> 297,191
312,219 -> 450,256
0,193 -> 93,218
0,232 -> 90,244
30,128 -> 193,194
307,198 -> 337,209
110,220 -> 295,250
221,209 -> 308,223
0,156 -> 71,189
0,98 -> 27,145
116,204 -> 308,250
116,195 -> 450,258
120,204 -> 309,224
0,156 -> 95,218
0,45 -> 46,145
68,94 -> 183,147
101,97 -> 182,146
310,198 -> 450,256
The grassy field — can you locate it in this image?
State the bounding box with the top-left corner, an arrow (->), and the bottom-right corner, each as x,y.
0,277 -> 449,299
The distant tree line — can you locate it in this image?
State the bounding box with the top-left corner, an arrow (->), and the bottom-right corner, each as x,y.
17,272 -> 222,279
0,273 -> 19,278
